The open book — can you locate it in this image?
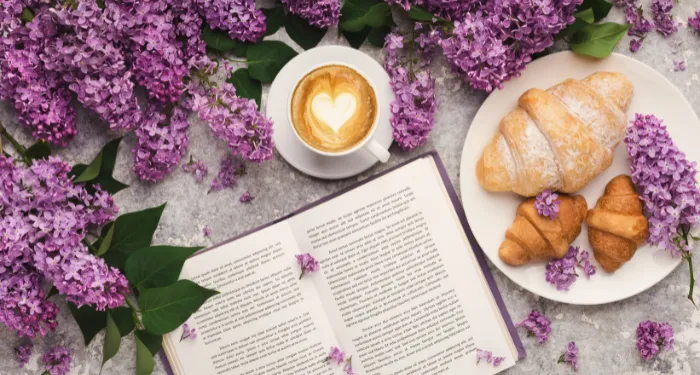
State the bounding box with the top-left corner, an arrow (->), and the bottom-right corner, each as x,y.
162,152 -> 525,375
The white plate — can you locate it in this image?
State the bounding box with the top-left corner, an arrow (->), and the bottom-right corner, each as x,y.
459,51 -> 699,305
267,46 -> 394,180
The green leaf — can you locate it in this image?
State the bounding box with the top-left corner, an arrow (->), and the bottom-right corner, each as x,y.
407,6 -> 442,22
367,25 -> 391,48
135,335 -> 156,375
110,307 -> 135,337
246,41 -> 298,83
25,141 -> 51,161
232,43 -> 249,58
341,27 -> 372,49
227,69 -> 262,107
285,12 -> 327,50
125,245 -> 204,289
202,24 -> 236,52
140,280 -> 219,335
21,8 -> 34,22
97,223 -> 115,257
102,311 -> 122,367
103,204 -> 166,271
68,303 -> 107,346
556,8 -> 595,40
578,0 -> 613,21
70,138 -> 128,195
340,1 -> 391,32
135,330 -> 163,356
262,7 -> 285,36
570,22 -> 629,59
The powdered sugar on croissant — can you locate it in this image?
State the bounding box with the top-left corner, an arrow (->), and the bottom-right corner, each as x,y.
476,72 -> 634,197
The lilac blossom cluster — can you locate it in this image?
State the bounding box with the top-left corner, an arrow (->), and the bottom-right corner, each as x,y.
636,320 -> 674,361
326,346 -> 355,375
383,30 -> 439,150
558,342 -> 579,371
0,0 -> 272,183
625,114 -> 700,256
545,246 -> 580,291
183,156 -> 209,183
296,253 -> 320,279
613,0 -> 653,52
210,155 -> 246,192
384,0 -> 471,21
240,191 -> 254,203
282,0 -> 341,28
15,341 -> 33,368
133,104 -> 190,183
0,156 -> 129,337
438,0 -> 581,92
192,83 -> 275,163
41,346 -> 72,375
180,323 -> 197,342
690,12 -> 700,32
516,310 -> 552,343
535,190 -> 560,220
650,0 -> 677,37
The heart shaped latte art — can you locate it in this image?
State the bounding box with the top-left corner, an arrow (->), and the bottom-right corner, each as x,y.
310,92 -> 357,132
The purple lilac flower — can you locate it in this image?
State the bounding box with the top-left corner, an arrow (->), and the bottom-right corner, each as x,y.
210,156 -> 246,192
637,320 -> 674,360
476,348 -> 492,364
183,157 -> 209,183
193,83 -> 274,163
15,341 -> 33,368
545,246 -> 579,291
629,38 -> 642,52
438,0 -> 581,92
558,342 -> 579,371
383,31 -> 439,151
493,356 -> 505,367
240,191 -> 254,203
0,156 -> 128,326
282,0 -> 341,28
180,323 -> 197,342
133,104 -> 190,182
516,310 -> 552,343
328,346 -> 345,365
296,253 -> 319,279
196,0 -> 266,43
535,190 -> 560,220
673,58 -> 686,72
344,359 -> 355,375
625,114 -> 700,256
203,226 -> 212,237
577,250 -> 597,278
651,0 -> 678,37
690,12 -> 700,32
41,346 -> 71,375
384,0 -> 471,21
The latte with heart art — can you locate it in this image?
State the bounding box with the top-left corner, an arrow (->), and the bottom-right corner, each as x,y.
290,65 -> 378,153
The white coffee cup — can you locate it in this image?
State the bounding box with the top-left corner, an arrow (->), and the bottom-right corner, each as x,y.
287,62 -> 390,163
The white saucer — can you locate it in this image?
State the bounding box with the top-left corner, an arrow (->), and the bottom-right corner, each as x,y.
267,46 -> 394,179
459,51 -> 697,305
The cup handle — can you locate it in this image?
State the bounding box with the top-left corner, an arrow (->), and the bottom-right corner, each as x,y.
364,139 -> 390,163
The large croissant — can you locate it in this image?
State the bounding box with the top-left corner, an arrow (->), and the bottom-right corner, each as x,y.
477,72 -> 634,197
586,175 -> 649,272
499,195 -> 588,266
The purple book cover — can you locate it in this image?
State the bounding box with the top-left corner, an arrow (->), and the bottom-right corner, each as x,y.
160,151 -> 526,374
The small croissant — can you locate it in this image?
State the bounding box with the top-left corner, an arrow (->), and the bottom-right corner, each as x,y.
499,195 -> 588,266
586,175 -> 649,272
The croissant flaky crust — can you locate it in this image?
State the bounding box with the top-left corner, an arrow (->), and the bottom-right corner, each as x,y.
476,72 -> 634,196
499,195 -> 588,266
586,175 -> 649,272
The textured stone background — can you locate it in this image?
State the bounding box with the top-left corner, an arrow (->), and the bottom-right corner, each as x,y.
1,4 -> 699,375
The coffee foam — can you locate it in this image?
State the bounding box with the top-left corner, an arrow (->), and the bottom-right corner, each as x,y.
290,65 -> 378,153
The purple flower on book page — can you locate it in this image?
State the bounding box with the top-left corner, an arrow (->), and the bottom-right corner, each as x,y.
180,324 -> 197,342
492,356 -> 505,367
476,348 -> 492,364
327,346 -> 345,365
296,253 -> 319,279
343,357 -> 355,375
516,310 -> 552,343
558,342 -> 579,371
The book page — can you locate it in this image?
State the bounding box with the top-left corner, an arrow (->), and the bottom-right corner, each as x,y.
289,157 -> 516,375
163,222 -> 338,375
